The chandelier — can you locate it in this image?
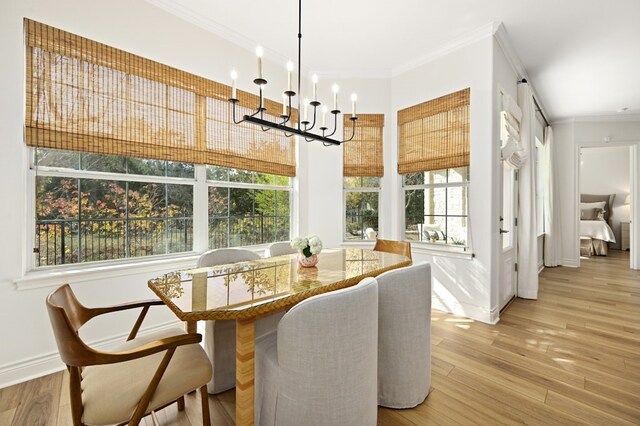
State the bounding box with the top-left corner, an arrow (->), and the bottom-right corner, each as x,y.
228,0 -> 358,146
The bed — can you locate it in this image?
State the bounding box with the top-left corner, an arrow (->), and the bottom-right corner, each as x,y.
579,193 -> 616,256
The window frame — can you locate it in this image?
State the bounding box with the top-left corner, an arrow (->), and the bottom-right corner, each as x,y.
28,149 -> 294,271
343,177 -> 381,242
401,168 -> 470,252
29,151 -> 198,270
205,169 -> 293,249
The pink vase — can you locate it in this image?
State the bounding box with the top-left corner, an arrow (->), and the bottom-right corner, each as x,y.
298,253 -> 318,268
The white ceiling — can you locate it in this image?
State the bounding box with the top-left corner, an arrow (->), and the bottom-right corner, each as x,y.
147,0 -> 640,122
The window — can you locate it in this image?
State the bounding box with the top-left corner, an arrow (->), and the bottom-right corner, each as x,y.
207,166 -> 291,248
34,149 -> 194,266
344,177 -> 380,241
343,114 -> 384,241
26,20 -> 295,268
403,168 -> 469,248
32,150 -> 292,267
398,89 -> 470,250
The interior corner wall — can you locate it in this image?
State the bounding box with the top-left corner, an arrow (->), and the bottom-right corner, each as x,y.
0,0 -> 294,388
391,36 -> 499,323
554,120 -> 640,267
302,78 -> 392,248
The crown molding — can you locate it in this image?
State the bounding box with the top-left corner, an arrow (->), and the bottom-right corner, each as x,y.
146,3 -> 508,82
390,22 -> 498,78
145,0 -> 307,74
553,113 -> 640,124
493,22 -> 527,81
314,68 -> 391,80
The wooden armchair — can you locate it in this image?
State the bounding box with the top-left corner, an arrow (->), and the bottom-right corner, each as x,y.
373,239 -> 413,262
46,284 -> 212,426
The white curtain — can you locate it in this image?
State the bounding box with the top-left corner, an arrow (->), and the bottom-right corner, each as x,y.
542,126 -> 562,266
516,83 -> 539,299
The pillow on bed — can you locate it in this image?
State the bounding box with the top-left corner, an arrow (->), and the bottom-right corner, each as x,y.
580,194 -> 615,222
581,207 -> 605,220
580,201 -> 606,210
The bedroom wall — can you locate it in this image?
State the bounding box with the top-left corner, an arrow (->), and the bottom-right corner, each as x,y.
580,146 -> 631,249
554,119 -> 640,268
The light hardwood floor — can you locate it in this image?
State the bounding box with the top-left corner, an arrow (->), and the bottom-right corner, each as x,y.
2,250 -> 639,425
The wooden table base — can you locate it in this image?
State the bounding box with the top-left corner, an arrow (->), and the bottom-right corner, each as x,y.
236,319 -> 256,426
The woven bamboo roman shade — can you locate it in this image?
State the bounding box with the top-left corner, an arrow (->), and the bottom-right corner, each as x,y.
343,114 -> 384,177
24,19 -> 297,176
397,88 -> 470,174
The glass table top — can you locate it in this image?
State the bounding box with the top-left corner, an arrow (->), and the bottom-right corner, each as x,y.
148,248 -> 411,321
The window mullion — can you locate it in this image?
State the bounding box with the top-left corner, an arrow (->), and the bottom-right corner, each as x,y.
192,164 -> 209,253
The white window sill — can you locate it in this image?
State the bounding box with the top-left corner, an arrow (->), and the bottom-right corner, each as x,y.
340,241 -> 473,260
15,243 -> 276,291
340,241 -> 376,248
411,243 -> 474,260
15,254 -> 201,291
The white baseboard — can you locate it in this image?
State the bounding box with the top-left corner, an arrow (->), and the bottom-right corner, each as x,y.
0,320 -> 180,390
562,258 -> 580,268
432,297 -> 498,325
538,264 -> 545,274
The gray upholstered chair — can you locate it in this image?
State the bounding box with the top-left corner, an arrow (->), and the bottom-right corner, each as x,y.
255,277 -> 379,426
375,262 -> 432,408
197,248 -> 283,394
264,241 -> 297,257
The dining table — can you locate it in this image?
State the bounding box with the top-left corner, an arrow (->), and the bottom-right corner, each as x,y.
148,247 -> 412,426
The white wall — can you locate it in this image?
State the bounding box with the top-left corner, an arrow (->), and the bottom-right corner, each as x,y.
555,119 -> 640,267
0,0 -> 530,387
391,36 -> 500,323
0,0 -> 296,388
302,78 -> 392,247
580,145 -> 631,249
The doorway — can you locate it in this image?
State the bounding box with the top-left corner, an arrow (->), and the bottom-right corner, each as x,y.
578,145 -> 633,268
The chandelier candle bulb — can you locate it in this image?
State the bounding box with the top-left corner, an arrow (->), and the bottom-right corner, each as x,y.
287,61 -> 293,92
256,46 -> 264,79
322,106 -> 328,127
303,98 -> 309,122
230,70 -> 237,99
332,84 -> 339,110
312,74 -> 318,101
351,93 -> 357,117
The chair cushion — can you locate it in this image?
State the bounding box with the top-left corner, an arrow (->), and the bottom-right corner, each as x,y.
81,326 -> 212,425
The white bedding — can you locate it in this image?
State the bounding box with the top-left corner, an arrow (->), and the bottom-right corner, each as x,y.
580,220 -> 616,243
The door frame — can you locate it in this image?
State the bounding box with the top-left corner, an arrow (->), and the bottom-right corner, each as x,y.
575,142 -> 639,269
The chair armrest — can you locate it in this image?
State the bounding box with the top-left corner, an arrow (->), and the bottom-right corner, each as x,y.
88,299 -> 165,317
90,333 -> 203,365
87,299 -> 166,341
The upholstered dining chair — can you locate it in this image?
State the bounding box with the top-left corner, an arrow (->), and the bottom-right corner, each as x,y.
254,277 -> 379,426
373,238 -> 413,261
197,248 -> 283,394
265,241 -> 297,257
375,262 -> 432,408
46,284 -> 212,426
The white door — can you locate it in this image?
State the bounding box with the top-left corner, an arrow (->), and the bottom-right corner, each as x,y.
500,166 -> 518,310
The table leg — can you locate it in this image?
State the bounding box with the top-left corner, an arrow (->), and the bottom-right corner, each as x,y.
236,318 -> 256,426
